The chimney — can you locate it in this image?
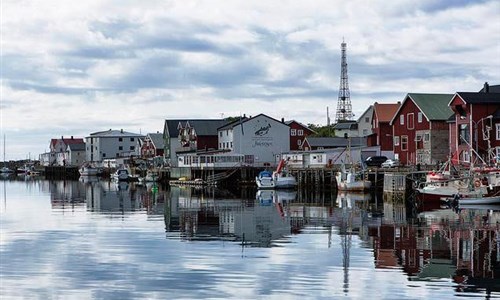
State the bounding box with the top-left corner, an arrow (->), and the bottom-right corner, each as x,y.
71,136 -> 74,140
61,136 -> 63,140
120,129 -> 123,133
484,82 -> 489,93
281,118 -> 284,123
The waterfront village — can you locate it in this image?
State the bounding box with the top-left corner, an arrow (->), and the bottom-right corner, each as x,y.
3,81 -> 500,209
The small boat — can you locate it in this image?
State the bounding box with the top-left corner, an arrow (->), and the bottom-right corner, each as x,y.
336,169 -> 371,192
79,164 -> 102,176
112,168 -> 130,181
0,166 -> 13,174
255,159 -> 297,189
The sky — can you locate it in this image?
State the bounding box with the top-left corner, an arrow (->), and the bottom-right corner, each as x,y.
1,0 -> 499,161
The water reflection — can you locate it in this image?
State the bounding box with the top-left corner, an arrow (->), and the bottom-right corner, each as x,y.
2,178 -> 499,298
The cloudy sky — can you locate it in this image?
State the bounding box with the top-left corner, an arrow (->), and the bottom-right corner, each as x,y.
1,0 -> 499,160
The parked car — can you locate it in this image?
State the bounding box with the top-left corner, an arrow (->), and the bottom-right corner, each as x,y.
364,156 -> 388,167
381,159 -> 400,168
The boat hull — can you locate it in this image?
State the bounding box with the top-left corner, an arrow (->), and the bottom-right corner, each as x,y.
256,176 -> 297,189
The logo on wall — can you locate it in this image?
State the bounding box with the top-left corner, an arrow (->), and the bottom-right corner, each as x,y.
252,120 -> 273,148
254,121 -> 271,136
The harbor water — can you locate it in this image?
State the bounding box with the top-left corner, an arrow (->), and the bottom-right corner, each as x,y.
1,176 -> 499,299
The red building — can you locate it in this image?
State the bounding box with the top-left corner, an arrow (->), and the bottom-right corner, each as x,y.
390,93 -> 453,165
371,102 -> 401,153
140,132 -> 164,158
285,120 -> 315,150
448,90 -> 500,166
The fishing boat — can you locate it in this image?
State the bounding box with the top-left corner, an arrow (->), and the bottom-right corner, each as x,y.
335,137 -> 371,192
255,159 -> 297,189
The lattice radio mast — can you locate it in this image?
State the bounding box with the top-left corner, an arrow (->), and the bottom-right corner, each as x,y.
335,40 -> 353,122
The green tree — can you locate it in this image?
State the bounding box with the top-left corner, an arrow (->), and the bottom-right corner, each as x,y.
307,124 -> 335,137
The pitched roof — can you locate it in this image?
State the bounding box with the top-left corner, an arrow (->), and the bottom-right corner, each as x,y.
218,117 -> 249,131
306,137 -> 366,147
147,133 -> 164,150
88,129 -> 144,138
333,121 -> 358,130
391,93 -> 454,124
453,92 -> 500,104
356,105 -> 373,122
62,138 -> 84,144
373,102 -> 401,123
284,120 -> 316,133
67,143 -> 86,151
164,119 -> 227,137
478,83 -> 500,93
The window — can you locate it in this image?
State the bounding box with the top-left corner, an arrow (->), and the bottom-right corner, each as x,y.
424,133 -> 430,142
418,112 -> 423,123
102,153 -> 106,158
130,146 -> 135,150
119,146 -> 123,150
394,136 -> 400,146
219,132 -> 222,137
496,124 -> 500,140
415,134 -> 422,142
401,136 -> 408,151
119,138 -> 123,142
459,124 -> 470,145
291,129 -> 297,136
298,129 -> 304,136
400,115 -> 404,125
130,138 -> 134,142
407,113 -> 414,129
365,117 -> 369,123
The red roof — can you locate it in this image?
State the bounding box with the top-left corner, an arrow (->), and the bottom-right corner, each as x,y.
62,138 -> 84,144
374,103 -> 401,123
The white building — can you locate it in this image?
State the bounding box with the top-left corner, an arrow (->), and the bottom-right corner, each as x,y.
217,114 -> 290,167
85,129 -> 144,162
357,105 -> 374,137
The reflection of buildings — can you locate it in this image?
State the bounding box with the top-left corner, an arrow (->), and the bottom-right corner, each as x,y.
367,206 -> 499,292
84,181 -> 140,212
47,180 -> 87,209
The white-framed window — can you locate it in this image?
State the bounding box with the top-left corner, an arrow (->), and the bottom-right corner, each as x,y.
394,136 -> 400,146
424,133 -> 430,142
291,129 -> 297,136
496,124 -> 500,140
297,139 -> 302,146
415,134 -> 422,142
418,112 -> 423,123
400,115 -> 405,125
401,135 -> 408,151
407,113 -> 414,130
298,129 -> 304,136
365,117 -> 369,123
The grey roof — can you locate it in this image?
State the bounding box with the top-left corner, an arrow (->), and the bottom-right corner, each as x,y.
148,133 -> 164,150
306,137 -> 366,148
455,92 -> 500,104
164,119 -> 228,137
478,83 -> 500,93
333,121 -> 358,130
67,143 -> 86,151
218,117 -> 249,131
88,129 -> 144,138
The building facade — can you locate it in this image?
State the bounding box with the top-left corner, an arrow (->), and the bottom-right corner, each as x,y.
285,120 -> 315,151
390,93 -> 453,165
85,129 -> 144,162
372,102 -> 401,156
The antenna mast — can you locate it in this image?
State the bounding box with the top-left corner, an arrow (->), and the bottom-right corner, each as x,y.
335,40 -> 353,122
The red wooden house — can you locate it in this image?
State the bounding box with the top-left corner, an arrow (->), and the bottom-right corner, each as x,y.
390,93 -> 453,165
371,102 -> 401,153
140,132 -> 165,158
285,120 -> 315,150
448,89 -> 500,166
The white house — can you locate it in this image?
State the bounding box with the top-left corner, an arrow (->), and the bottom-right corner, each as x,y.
357,105 -> 374,137
217,114 -> 290,166
85,129 -> 144,162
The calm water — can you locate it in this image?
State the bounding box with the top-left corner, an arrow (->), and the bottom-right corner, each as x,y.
1,176 -> 499,299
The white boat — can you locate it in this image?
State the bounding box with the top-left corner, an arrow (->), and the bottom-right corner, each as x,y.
0,166 -> 13,174
255,159 -> 297,189
112,168 -> 130,181
336,169 -> 371,192
256,190 -> 297,204
79,164 -> 102,176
